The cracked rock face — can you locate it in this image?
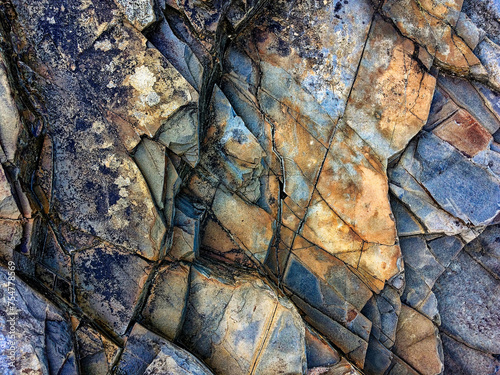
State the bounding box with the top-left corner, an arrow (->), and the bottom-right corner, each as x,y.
0,0 -> 499,374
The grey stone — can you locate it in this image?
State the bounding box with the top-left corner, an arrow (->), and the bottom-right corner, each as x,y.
157,105 -> 200,167
464,224 -> 500,277
427,235 -> 464,268
74,244 -> 153,336
142,262 -> 190,341
0,266 -> 76,375
305,325 -> 341,369
434,251 -> 500,353
117,323 -> 213,375
476,37 -> 500,91
441,332 -> 500,375
180,263 -> 306,375
399,236 -> 445,289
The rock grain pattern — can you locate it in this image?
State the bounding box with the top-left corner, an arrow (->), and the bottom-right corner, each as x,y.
0,0 -> 499,374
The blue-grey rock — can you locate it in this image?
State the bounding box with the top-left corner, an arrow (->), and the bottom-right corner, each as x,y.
283,254 -> 371,341
438,74 -> 500,134
117,323 -> 213,375
427,235 -> 464,268
441,332 -> 500,375
0,266 -> 76,375
146,19 -> 203,91
305,325 -> 341,369
74,244 -> 153,336
291,295 -> 368,369
390,196 -> 425,237
463,224 -> 500,280
399,236 -> 445,289
434,251 -> 500,354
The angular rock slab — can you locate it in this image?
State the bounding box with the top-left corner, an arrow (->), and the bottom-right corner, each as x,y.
0,50 -> 21,163
0,266 -> 77,375
434,250 -> 500,354
180,263 -> 307,375
74,243 -> 153,336
76,322 -> 120,374
240,0 -> 374,121
78,21 -> 198,141
390,131 -> 500,235
382,0 -> 485,77
342,15 -> 436,162
394,305 -> 444,375
211,187 -> 274,264
117,323 -> 213,375
142,262 -> 190,341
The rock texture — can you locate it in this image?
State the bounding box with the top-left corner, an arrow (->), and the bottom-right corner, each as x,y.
0,0 -> 499,374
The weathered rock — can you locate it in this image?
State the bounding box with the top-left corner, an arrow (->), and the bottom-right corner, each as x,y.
0,219 -> 22,264
142,262 -> 190,341
0,165 -> 20,220
437,74 -> 500,134
145,19 -> 203,91
383,0 -> 485,77
476,37 -> 500,91
180,262 -> 307,375
308,358 -> 361,375
157,105 -> 200,167
0,49 -> 21,163
114,0 -> 156,31
441,332 -> 500,375
455,12 -> 483,50
342,15 -> 436,162
169,196 -> 204,261
292,295 -> 368,369
211,187 -> 273,264
434,250 -> 500,354
391,131 -> 500,232
433,109 -> 493,157
76,322 -> 120,375
74,243 -> 153,336
117,323 -> 213,375
462,0 -> 500,45
361,285 -> 401,349
0,266 -> 77,375
305,325 -> 341,369
394,304 -> 444,375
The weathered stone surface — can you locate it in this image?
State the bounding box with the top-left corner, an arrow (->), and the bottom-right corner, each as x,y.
180,263 -> 307,375
169,196 -> 204,261
394,304 -> 444,375
142,262 -> 190,341
0,219 -> 22,264
76,322 -> 120,375
383,0 -> 485,77
211,187 -> 273,264
2,0 -> 500,373
305,325 -> 341,369
441,332 -> 500,375
391,131 -> 500,233
117,323 -> 213,375
114,0 -> 156,31
462,0 -> 500,45
434,250 -> 500,354
157,105 -> 200,167
476,37 -> 500,91
342,15 -> 436,162
74,243 -> 153,336
433,109 -> 493,157
0,266 -> 77,375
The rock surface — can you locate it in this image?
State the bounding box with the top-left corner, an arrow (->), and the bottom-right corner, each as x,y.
0,0 -> 499,374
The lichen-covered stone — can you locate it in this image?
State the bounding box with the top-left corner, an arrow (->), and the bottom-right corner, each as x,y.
74,243 -> 153,336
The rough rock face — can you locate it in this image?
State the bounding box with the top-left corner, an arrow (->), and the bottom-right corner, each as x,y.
0,0 -> 499,374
